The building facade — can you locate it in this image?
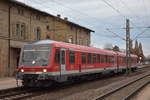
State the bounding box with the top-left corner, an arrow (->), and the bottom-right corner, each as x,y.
0,0 -> 93,77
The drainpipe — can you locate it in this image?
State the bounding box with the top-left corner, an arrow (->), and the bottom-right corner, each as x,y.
76,28 -> 78,44
8,5 -> 11,77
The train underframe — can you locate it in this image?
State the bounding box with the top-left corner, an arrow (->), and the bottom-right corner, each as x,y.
17,67 -> 138,87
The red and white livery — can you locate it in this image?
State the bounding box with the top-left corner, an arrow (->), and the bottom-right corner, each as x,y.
17,40 -> 138,87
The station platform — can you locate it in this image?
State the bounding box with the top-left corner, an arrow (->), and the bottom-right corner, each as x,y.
0,77 -> 22,90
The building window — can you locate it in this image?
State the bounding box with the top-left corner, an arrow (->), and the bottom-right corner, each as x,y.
82,53 -> 86,64
68,35 -> 73,43
70,26 -> 74,30
46,25 -> 50,31
79,29 -> 81,33
86,39 -> 89,46
35,27 -> 41,40
69,51 -> 75,64
21,23 -> 25,39
86,32 -> 89,35
16,23 -> 20,36
17,8 -> 24,15
46,35 -> 50,39
36,15 -> 40,20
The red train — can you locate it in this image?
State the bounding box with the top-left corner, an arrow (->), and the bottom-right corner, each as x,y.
17,40 -> 138,87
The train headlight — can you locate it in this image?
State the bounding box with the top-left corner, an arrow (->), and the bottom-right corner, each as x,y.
21,69 -> 24,72
43,69 -> 47,72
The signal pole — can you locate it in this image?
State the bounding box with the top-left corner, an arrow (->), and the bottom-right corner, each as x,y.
126,19 -> 131,74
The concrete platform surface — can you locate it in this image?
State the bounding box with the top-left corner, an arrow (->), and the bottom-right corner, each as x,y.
133,84 -> 150,100
0,77 -> 22,90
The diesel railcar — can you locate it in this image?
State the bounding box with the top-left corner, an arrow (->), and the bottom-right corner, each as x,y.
17,40 -> 138,87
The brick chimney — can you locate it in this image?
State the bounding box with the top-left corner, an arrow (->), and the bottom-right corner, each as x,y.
64,17 -> 68,21
57,14 -> 61,18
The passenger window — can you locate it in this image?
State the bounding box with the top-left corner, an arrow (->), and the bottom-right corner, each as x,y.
97,54 -> 100,63
55,49 -> 60,64
92,54 -> 96,64
109,56 -> 112,64
82,53 -> 86,64
88,53 -> 91,64
101,55 -> 105,63
105,56 -> 108,63
112,56 -> 115,64
108,56 -> 111,64
69,51 -> 75,64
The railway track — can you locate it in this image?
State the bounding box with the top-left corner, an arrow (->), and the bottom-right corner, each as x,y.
0,87 -> 41,100
0,65 -> 149,100
93,71 -> 150,100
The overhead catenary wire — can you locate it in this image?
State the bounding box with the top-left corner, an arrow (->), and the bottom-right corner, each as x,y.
106,28 -> 126,41
138,36 -> 150,38
141,0 -> 149,26
119,0 -> 145,25
100,0 -> 138,28
100,0 -> 150,42
132,28 -> 150,41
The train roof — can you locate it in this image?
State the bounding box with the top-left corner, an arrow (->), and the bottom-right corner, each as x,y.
29,40 -> 116,55
28,40 -> 138,57
116,52 -> 137,58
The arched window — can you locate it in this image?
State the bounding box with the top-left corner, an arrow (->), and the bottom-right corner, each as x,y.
35,27 -> 41,40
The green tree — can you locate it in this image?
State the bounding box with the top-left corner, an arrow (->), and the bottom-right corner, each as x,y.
134,40 -> 139,55
113,45 -> 120,51
139,42 -> 144,62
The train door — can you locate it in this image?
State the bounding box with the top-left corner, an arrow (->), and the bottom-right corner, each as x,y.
60,48 -> 66,75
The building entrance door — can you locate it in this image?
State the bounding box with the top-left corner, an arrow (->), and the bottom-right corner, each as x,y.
10,48 -> 21,76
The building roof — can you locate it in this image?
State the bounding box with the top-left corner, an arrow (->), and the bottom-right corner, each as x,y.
9,0 -> 94,32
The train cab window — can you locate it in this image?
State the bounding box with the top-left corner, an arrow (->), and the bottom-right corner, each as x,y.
55,49 -> 60,64
69,51 -> 75,64
97,54 -> 100,63
82,53 -> 86,64
101,55 -> 105,63
88,53 -> 91,64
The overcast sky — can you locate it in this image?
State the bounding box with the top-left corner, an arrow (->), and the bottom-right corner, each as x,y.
17,0 -> 150,56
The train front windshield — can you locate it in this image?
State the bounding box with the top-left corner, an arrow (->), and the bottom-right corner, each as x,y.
20,44 -> 51,67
